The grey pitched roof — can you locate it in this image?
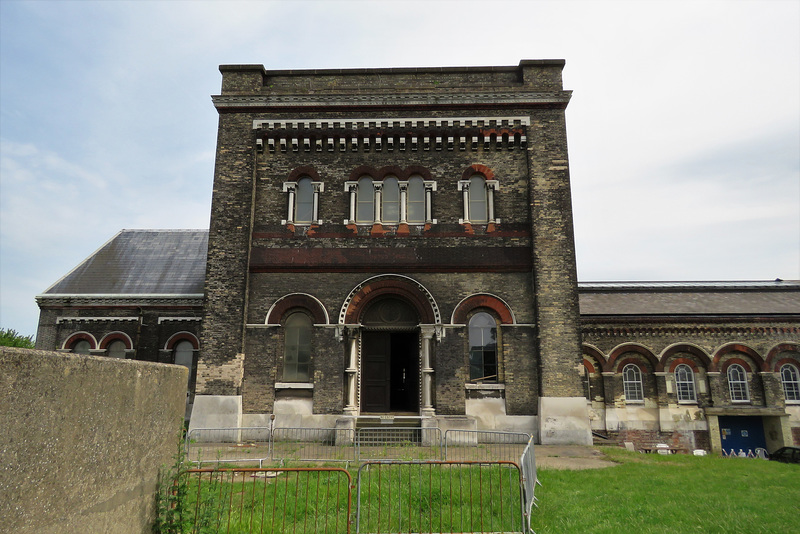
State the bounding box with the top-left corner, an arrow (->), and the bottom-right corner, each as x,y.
578,281 -> 800,316
42,230 -> 208,296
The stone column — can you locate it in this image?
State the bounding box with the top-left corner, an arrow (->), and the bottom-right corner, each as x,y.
420,326 -> 436,417
344,327 -> 359,416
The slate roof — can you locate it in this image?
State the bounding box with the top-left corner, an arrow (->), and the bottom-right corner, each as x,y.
41,230 -> 208,296
578,281 -> 800,316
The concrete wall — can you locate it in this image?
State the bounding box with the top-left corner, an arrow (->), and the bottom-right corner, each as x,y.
0,347 -> 187,534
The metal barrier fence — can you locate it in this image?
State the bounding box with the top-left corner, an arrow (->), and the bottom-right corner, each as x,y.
356,427 -> 443,461
355,461 -> 526,533
186,427 -> 272,466
519,437 -> 538,534
180,467 -> 352,533
444,430 -> 531,462
271,427 -> 356,464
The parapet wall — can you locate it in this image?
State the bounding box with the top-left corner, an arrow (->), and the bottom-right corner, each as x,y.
0,347 -> 187,534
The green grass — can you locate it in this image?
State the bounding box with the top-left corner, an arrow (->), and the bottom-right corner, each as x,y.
531,447 -> 800,534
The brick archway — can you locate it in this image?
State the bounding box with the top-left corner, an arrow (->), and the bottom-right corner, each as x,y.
340,275 -> 439,325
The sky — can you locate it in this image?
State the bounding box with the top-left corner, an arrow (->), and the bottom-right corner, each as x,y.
1,0 -> 798,338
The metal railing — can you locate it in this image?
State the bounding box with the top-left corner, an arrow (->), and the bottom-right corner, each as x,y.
185,427 -> 272,466
180,467 -> 352,533
444,430 -> 531,462
356,427 -> 443,461
355,461 -> 526,533
271,427 -> 356,464
519,436 -> 538,533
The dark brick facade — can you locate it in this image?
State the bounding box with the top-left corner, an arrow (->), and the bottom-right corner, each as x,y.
198,61 -> 583,424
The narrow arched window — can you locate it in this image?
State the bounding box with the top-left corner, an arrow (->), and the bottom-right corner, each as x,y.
295,177 -> 314,224
356,176 -> 374,223
173,340 -> 197,392
382,176 -> 400,223
71,340 -> 91,355
407,175 -> 425,223
675,364 -> 696,402
582,365 -> 592,400
781,364 -> 800,401
469,312 -> 497,381
284,313 -> 312,382
107,340 -> 126,359
727,364 -> 749,402
468,175 -> 488,223
622,364 -> 643,402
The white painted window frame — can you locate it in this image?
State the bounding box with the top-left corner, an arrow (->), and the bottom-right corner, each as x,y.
344,178 -> 436,225
282,179 -> 324,225
457,178 -> 500,224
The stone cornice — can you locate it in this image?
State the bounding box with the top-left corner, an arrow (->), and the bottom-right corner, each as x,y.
582,325 -> 800,337
213,91 -> 571,110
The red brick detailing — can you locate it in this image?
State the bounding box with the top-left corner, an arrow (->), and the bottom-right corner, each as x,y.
765,343 -> 800,371
287,166 -> 320,182
349,165 -> 378,181
582,345 -> 608,370
666,357 -> 700,373
606,344 -> 658,372
63,332 -> 97,350
720,357 -> 753,373
461,164 -> 495,181
774,358 -> 800,373
165,332 -> 199,350
344,279 -> 436,324
396,223 -> 410,236
452,294 -> 514,324
658,344 -> 711,372
583,359 -> 596,373
711,344 -> 764,371
267,294 -> 328,325
370,223 -> 386,236
98,332 -> 133,350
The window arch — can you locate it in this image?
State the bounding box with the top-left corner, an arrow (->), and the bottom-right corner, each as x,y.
674,364 -> 696,402
356,176 -> 375,223
458,173 -> 498,224
622,364 -> 643,402
284,312 -> 312,382
727,364 -> 750,402
781,364 -> 800,402
468,312 -> 498,382
282,174 -> 323,225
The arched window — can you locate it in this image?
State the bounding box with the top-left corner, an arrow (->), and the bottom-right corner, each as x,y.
781,364 -> 800,402
469,312 -> 497,381
283,174 -> 322,225
71,340 -> 91,355
468,175 -> 488,223
356,176 -> 375,223
107,340 -> 126,359
407,175 -> 425,223
727,364 -> 749,402
284,313 -> 312,382
622,364 -> 643,402
295,176 -> 314,224
675,364 -> 696,402
382,176 -> 400,223
582,366 -> 591,400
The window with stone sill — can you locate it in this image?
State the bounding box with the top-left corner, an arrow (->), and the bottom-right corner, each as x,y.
727,364 -> 750,402
345,174 -> 436,225
781,364 -> 800,402
458,174 -> 499,224
675,364 -> 697,403
622,364 -> 644,402
282,176 -> 323,225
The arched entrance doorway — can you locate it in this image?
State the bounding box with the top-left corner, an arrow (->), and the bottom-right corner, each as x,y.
360,298 -> 420,413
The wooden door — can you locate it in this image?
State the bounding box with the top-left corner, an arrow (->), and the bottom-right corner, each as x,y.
361,332 -> 390,412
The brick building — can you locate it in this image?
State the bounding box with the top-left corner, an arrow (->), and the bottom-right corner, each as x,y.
35,61 -> 800,451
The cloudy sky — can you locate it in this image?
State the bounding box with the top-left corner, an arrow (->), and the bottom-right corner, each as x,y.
1,0 -> 798,338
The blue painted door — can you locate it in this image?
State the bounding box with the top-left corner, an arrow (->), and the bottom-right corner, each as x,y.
719,416 -> 766,455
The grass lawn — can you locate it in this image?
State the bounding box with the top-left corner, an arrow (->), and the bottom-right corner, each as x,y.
531,447 -> 800,534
